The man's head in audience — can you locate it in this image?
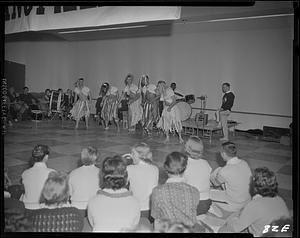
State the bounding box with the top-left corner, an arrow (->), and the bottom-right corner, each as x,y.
220,141 -> 237,162
45,89 -> 51,96
102,155 -> 128,190
31,144 -> 50,164
23,86 -> 29,94
81,146 -> 98,166
184,136 -> 204,159
164,152 -> 188,177
39,171 -> 69,207
9,87 -> 15,95
249,167 -> 278,198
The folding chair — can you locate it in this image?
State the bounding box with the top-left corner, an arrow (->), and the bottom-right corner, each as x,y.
48,90 -> 64,127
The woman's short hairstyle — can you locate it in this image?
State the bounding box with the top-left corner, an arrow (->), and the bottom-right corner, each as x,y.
132,142 -> 154,165
81,146 -> 98,166
102,155 -> 128,190
31,144 -> 50,163
164,152 -> 188,175
250,167 -> 278,197
39,171 -> 69,206
184,136 -> 204,159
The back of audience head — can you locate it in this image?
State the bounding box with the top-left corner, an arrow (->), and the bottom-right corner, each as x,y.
249,167 -> 278,198
5,209 -> 33,232
164,152 -> 188,176
102,155 -> 128,190
31,144 -> 50,164
39,171 -> 69,207
184,136 -> 204,159
81,146 -> 98,166
220,141 -> 237,160
261,216 -> 293,237
155,219 -> 192,233
131,142 -> 154,165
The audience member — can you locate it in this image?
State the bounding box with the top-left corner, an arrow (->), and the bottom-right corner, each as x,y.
151,152 -> 205,232
7,86 -> 22,122
28,171 -> 84,232
5,202 -> 33,232
20,144 -> 56,209
87,155 -> 140,232
219,167 -> 290,237
127,142 -> 159,222
39,89 -> 51,114
19,86 -> 39,120
5,167 -> 24,199
210,141 -> 252,217
183,136 -> 212,215
69,146 -> 100,216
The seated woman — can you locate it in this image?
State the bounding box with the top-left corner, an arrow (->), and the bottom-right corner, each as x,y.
69,146 -> 100,216
20,144 -> 56,209
127,143 -> 159,223
218,167 -> 290,237
87,155 -> 140,232
151,152 -> 206,233
28,171 -> 84,232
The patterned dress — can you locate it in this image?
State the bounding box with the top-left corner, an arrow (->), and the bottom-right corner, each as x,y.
157,88 -> 182,133
124,84 -> 143,127
101,91 -> 120,122
70,86 -> 90,120
142,86 -> 159,131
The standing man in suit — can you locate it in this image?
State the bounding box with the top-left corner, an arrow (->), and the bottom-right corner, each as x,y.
218,83 -> 235,141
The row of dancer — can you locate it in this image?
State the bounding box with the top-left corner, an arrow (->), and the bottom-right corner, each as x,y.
95,74 -> 184,144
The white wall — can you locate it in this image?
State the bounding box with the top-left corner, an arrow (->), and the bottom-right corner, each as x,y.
5,15 -> 293,130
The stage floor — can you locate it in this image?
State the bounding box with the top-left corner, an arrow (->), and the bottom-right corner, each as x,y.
3,119 -> 293,210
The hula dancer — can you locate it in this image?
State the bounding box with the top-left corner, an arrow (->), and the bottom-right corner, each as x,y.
124,74 -> 143,132
156,81 -> 183,144
142,84 -> 159,135
95,82 -> 109,125
70,78 -> 91,129
101,86 -> 120,131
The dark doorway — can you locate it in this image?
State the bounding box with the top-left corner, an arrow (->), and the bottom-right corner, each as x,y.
5,60 -> 25,93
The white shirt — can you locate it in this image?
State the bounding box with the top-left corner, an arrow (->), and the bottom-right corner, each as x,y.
21,162 -> 55,209
228,195 -> 290,237
217,157 -> 252,204
127,161 -> 159,211
69,164 -> 100,210
87,188 -> 140,232
184,157 -> 212,200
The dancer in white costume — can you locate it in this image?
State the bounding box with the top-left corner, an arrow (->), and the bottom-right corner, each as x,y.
156,81 -> 184,144
124,74 -> 143,132
70,78 -> 91,129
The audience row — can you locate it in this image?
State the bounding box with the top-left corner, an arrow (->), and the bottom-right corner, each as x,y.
4,136 -> 292,235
